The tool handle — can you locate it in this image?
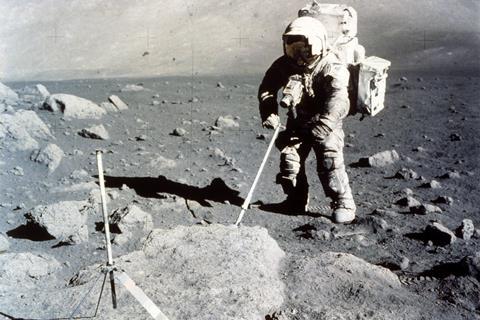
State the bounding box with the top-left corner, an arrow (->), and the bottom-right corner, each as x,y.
235,124 -> 281,226
96,150 -> 114,266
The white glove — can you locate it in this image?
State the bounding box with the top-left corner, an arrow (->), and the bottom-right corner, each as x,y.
262,114 -> 280,129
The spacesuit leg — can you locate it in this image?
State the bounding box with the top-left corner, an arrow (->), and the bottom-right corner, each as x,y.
276,135 -> 311,212
314,127 -> 356,223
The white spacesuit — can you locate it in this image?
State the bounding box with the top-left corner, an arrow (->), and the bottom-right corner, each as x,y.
259,16 -> 356,223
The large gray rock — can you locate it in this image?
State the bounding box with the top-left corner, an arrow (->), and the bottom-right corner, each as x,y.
110,204 -> 153,245
78,124 -> 109,140
42,94 -> 106,119
0,82 -> 19,103
0,110 -> 53,152
360,149 -> 400,167
0,252 -> 61,289
25,200 -> 91,244
277,252 -> 428,320
30,143 -> 64,173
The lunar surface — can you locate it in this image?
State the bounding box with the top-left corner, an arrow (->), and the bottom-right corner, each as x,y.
0,71 -> 479,319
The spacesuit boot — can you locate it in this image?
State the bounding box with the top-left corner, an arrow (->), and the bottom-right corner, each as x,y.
318,157 -> 356,223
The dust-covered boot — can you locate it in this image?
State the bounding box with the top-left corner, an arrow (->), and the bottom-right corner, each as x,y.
332,198 -> 356,223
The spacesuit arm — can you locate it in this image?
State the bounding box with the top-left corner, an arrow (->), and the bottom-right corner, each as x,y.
258,58 -> 286,122
316,62 -> 351,131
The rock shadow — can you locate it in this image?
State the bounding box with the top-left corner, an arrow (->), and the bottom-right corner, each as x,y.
100,175 -> 244,207
7,222 -> 55,241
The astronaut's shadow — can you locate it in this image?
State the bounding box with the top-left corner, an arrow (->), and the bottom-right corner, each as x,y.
99,175 -> 244,207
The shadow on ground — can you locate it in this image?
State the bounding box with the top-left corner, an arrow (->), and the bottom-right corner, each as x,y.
99,175 -> 244,207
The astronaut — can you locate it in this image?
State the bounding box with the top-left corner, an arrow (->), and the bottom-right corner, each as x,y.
258,16 -> 356,223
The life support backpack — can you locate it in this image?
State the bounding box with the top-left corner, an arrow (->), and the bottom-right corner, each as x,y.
299,2 -> 391,117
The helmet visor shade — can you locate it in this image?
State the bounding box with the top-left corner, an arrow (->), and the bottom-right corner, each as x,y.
283,35 -> 313,64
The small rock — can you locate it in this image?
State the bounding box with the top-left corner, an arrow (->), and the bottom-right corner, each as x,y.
456,219 -> 475,241
315,230 -> 331,241
396,196 -> 421,207
121,84 -> 144,92
412,146 -> 426,152
216,82 -> 225,89
149,155 -> 176,169
438,171 -> 461,179
393,168 -> 418,180
10,166 -> 24,176
425,222 -> 456,246
215,115 -> 240,128
364,216 -> 389,232
120,184 -> 129,190
256,133 -> 268,140
399,257 -> 410,271
410,204 -> 442,215
30,143 -> 64,173
136,134 -> 147,141
171,127 -> 187,136
450,133 -> 461,141
0,234 -> 10,252
432,196 -> 454,205
420,180 -> 441,189
459,252 -> 480,280
401,188 -> 414,196
359,150 -> 400,167
78,124 -> 109,140
400,77 -> 408,82
108,95 -> 128,110
35,84 -> 50,99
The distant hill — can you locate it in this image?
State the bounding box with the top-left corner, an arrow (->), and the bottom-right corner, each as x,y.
1,0 -> 479,81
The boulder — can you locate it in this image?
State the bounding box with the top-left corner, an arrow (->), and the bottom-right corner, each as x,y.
42,94 -> 106,119
359,150 -> 400,167
0,110 -> 53,152
25,200 -> 91,244
0,82 -> 19,103
108,95 -> 129,110
0,252 -> 61,288
30,143 -> 64,173
78,124 -> 109,140
73,224 -> 285,319
279,252 -> 430,319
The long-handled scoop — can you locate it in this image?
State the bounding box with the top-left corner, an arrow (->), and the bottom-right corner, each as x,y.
234,124 -> 281,226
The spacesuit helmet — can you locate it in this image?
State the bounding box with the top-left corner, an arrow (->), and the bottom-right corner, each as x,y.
283,16 -> 329,66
